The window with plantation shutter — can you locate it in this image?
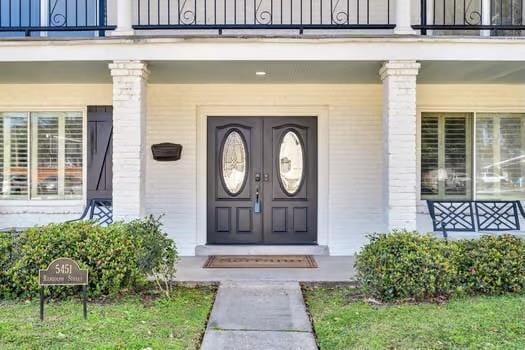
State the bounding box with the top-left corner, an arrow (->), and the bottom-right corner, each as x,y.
0,111 -> 83,200
420,113 -> 472,199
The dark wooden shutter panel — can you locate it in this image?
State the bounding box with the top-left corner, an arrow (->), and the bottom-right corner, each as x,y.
87,106 -> 113,201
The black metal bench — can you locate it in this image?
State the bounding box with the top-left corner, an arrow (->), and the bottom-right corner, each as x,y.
70,198 -> 113,226
427,200 -> 525,238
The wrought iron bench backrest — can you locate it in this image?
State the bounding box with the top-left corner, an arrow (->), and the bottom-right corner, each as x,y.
77,198 -> 113,226
427,200 -> 525,238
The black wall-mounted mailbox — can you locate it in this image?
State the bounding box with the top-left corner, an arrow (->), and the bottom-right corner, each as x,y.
151,143 -> 183,161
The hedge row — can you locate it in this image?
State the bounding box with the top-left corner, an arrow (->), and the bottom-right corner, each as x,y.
0,216 -> 177,300
356,231 -> 525,302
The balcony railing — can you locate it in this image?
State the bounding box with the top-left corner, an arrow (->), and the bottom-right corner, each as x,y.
133,0 -> 394,33
413,0 -> 525,35
0,0 -> 114,36
1,0 -> 525,37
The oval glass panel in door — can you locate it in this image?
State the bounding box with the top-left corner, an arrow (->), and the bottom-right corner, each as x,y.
279,131 -> 304,195
221,130 -> 247,195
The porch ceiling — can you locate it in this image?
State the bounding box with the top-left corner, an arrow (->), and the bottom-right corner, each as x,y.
0,61 -> 523,84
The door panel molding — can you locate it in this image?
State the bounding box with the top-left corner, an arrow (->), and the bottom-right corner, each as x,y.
197,106 -> 330,249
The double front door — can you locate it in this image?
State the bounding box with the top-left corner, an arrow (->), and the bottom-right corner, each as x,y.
207,117 -> 318,245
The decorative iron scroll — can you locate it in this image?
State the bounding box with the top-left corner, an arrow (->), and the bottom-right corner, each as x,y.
475,201 -> 520,231
427,201 -> 475,233
255,0 -> 272,25
50,0 -> 67,27
331,0 -> 350,25
464,0 -> 482,26
179,0 -> 196,24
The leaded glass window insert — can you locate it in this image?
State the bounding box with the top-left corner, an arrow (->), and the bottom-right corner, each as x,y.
279,131 -> 304,195
221,130 -> 247,195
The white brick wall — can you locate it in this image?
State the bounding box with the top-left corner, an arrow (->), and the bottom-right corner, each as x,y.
1,83 -> 525,254
380,60 -> 420,231
109,61 -> 149,220
146,84 -> 386,255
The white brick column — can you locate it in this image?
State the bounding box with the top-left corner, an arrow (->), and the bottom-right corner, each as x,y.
109,60 -> 149,220
380,60 -> 420,231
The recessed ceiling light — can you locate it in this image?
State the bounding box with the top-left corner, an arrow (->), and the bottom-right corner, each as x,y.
255,71 -> 267,76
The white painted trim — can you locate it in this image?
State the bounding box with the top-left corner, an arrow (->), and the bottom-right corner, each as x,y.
0,200 -> 83,207
195,105 -> 330,251
1,37 -> 525,62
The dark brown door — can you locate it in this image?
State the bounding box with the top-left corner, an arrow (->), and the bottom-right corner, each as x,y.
207,116 -> 317,245
87,106 -> 113,201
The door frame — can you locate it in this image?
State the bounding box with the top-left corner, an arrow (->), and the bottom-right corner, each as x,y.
196,105 -> 329,246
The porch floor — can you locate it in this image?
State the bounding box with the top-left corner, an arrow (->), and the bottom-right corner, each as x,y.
174,256 -> 356,283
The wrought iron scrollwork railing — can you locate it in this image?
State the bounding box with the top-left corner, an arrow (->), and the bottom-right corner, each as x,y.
133,0 -> 394,33
414,0 -> 525,35
0,0 -> 114,36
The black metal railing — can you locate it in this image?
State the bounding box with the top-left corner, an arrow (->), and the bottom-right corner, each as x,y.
0,0 -> 115,36
133,0 -> 394,33
414,0 -> 525,35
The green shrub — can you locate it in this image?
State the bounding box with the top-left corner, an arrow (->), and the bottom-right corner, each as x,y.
0,231 -> 15,298
3,216 -> 177,300
355,230 -> 456,302
356,231 -> 525,302
452,235 -> 525,295
126,215 -> 179,297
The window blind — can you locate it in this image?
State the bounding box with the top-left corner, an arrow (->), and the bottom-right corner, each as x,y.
0,113 -> 29,199
444,117 -> 468,196
421,113 -> 471,199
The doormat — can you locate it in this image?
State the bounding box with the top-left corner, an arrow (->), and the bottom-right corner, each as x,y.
203,255 -> 318,268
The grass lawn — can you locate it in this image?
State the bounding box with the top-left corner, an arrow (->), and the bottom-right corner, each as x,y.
304,287 -> 525,350
0,287 -> 216,350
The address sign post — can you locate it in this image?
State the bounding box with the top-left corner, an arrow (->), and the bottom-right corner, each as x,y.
38,257 -> 89,321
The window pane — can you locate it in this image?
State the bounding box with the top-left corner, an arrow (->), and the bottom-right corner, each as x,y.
33,113 -> 59,198
421,113 -> 470,199
0,113 -> 29,199
476,113 -> 525,199
444,117 -> 468,196
421,116 -> 439,195
31,112 -> 83,200
64,113 -> 83,199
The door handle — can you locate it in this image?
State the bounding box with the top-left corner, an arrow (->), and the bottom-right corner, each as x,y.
254,187 -> 261,213
255,173 -> 261,182
263,173 -> 270,182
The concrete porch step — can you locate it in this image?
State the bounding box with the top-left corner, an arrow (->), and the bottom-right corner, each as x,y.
195,245 -> 330,256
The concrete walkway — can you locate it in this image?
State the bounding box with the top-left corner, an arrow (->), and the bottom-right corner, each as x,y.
201,281 -> 318,350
